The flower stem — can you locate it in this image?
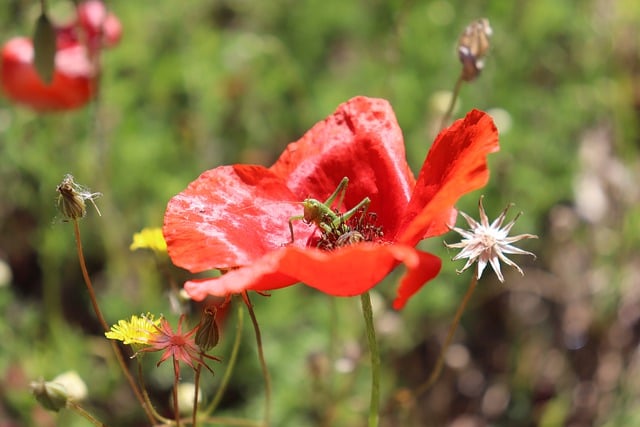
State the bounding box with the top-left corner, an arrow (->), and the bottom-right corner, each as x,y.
242,292 -> 272,426
415,272 -> 478,396
198,417 -> 263,426
193,364 -> 202,427
72,220 -> 109,331
66,400 -> 108,427
439,74 -> 464,130
173,359 -> 181,427
137,360 -> 172,424
360,291 -> 380,427
206,301 -> 244,415
72,219 -> 156,424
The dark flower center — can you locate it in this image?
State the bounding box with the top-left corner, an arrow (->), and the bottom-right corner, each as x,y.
316,207 -> 384,251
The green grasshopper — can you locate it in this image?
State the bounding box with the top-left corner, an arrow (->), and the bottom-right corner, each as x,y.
288,177 -> 371,243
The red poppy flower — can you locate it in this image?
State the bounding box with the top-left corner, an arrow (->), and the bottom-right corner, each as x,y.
0,1 -> 121,112
163,96 -> 499,309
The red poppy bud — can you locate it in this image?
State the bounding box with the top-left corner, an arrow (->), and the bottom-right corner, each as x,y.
32,13 -> 56,84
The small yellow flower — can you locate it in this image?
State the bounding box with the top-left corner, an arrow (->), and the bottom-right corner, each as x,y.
130,227 -> 167,254
105,313 -> 161,345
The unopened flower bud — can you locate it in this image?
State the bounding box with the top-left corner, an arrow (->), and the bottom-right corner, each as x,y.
52,371 -> 88,401
457,18 -> 492,81
175,382 -> 201,414
195,306 -> 220,352
56,174 -> 102,221
30,378 -> 69,412
33,12 -> 56,84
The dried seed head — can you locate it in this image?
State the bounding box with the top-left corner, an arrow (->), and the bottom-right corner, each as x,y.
457,18 -> 492,81
56,174 -> 102,220
195,306 -> 220,352
445,196 -> 537,282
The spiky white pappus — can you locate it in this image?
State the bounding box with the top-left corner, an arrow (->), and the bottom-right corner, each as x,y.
445,196 -> 537,282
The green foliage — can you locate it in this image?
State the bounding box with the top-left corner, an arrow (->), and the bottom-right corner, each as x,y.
1,0 -> 639,426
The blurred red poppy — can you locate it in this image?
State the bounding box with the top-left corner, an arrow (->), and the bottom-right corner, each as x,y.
164,96 -> 499,309
0,0 -> 121,112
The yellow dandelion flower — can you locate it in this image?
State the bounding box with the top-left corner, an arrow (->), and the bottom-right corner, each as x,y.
105,313 -> 161,345
130,227 -> 167,254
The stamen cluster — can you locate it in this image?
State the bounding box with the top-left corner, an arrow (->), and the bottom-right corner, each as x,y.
316,208 -> 384,251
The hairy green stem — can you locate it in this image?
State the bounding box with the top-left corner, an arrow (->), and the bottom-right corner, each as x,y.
360,292 -> 380,427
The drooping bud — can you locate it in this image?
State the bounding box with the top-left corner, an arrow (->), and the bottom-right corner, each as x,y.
457,18 -> 492,81
195,306 -> 220,352
32,13 -> 56,84
30,378 -> 69,412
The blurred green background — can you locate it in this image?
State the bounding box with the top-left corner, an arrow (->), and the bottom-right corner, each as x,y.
1,0 -> 639,426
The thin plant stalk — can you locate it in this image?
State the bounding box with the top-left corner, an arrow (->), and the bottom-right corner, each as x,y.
173,359 -> 181,427
439,74 -> 464,130
415,272 -> 478,396
360,291 -> 380,427
197,417 -> 263,427
73,220 -> 109,331
72,219 -> 156,424
66,400 -> 108,427
193,364 -> 202,427
242,292 -> 272,426
205,302 -> 244,414
137,360 -> 172,424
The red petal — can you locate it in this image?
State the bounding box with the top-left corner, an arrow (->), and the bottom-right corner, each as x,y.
270,96 -> 416,238
184,243 -> 441,309
1,38 -> 95,111
392,250 -> 442,309
165,97 -> 420,273
164,164 -> 313,272
397,110 -> 499,244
